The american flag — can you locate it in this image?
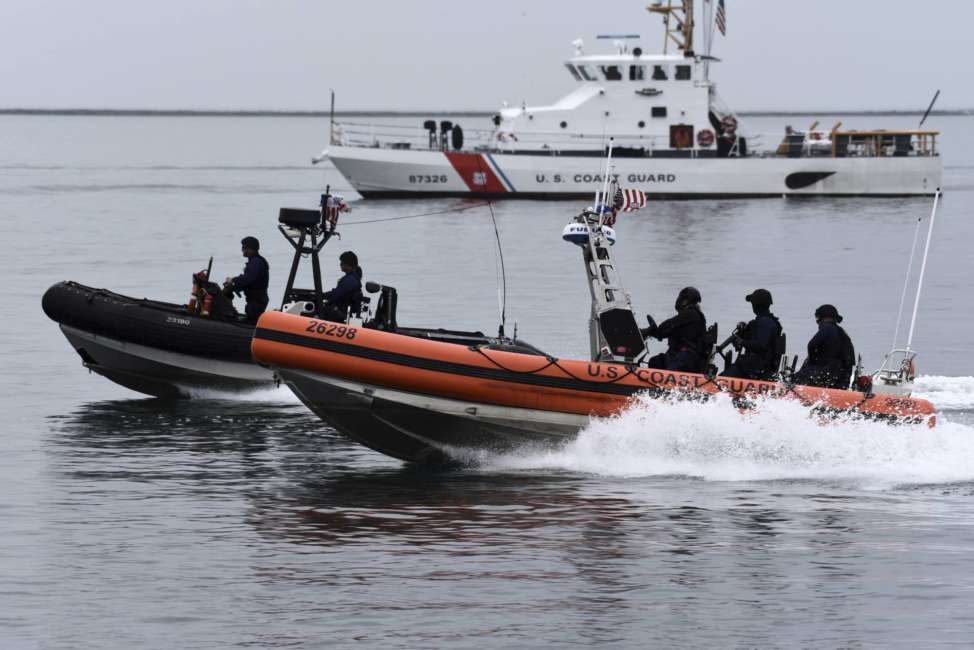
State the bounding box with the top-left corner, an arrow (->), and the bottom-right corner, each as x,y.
716,0 -> 727,36
604,187 -> 647,226
324,195 -> 350,228
613,187 -> 647,212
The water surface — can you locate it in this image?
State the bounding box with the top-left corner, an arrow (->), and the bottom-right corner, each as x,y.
2,114 -> 974,648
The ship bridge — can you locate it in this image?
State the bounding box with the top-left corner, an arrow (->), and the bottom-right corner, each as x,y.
495,44 -> 716,153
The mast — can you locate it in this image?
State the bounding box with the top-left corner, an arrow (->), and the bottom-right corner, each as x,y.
329,89 -> 336,145
647,0 -> 694,55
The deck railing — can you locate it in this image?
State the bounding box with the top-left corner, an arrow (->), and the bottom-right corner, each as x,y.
330,121 -> 939,158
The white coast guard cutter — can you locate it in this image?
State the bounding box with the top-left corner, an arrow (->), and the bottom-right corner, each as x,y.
319,1 -> 941,199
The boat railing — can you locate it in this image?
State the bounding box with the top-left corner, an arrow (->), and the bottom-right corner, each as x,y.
331,120 -> 496,149
874,348 -> 917,387
331,120 -> 939,158
771,128 -> 939,159
333,120 -> 724,154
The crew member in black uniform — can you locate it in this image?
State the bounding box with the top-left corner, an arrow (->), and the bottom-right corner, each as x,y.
224,236 -> 269,322
321,251 -> 363,322
793,304 -> 856,389
642,286 -> 708,372
722,288 -> 783,380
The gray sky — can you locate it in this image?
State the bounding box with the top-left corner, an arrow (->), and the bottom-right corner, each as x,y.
1,0 -> 969,112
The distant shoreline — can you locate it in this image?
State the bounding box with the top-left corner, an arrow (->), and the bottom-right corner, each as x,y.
1,108 -> 972,118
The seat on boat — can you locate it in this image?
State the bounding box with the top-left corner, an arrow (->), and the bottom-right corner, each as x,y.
598,308 -> 645,359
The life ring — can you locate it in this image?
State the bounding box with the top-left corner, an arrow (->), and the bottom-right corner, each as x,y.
720,115 -> 738,135
697,128 -> 715,147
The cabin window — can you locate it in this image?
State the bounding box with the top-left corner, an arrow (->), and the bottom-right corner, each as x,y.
638,120 -> 646,128
675,65 -> 692,80
577,65 -> 597,81
629,65 -> 645,81
652,106 -> 667,118
560,121 -> 568,129
564,63 -> 582,81
652,65 -> 668,80
599,65 -> 622,81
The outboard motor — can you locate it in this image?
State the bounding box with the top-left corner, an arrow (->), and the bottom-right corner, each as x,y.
366,281 -> 398,332
424,120 -> 437,150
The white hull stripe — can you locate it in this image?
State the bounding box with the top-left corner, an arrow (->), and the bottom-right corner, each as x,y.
483,153 -> 516,192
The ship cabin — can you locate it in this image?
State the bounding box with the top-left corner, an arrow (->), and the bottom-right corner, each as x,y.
492,44 -> 729,157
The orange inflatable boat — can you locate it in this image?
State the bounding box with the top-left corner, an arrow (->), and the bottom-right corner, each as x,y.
252,311 -> 936,463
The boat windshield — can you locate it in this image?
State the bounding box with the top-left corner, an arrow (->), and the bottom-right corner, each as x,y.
576,64 -> 597,81
599,65 -> 622,81
564,63 -> 582,81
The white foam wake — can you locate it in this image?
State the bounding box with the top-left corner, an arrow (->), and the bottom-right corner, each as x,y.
487,392 -> 974,487
179,384 -> 301,403
913,375 -> 974,410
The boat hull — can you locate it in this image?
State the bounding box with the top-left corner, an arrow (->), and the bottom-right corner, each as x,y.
328,146 -> 941,198
252,311 -> 937,463
60,325 -> 273,398
43,281 -> 274,398
280,369 -> 586,463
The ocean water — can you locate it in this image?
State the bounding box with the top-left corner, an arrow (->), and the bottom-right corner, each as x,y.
2,113 -> 974,648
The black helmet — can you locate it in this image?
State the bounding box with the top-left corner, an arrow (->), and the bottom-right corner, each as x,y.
814,304 -> 843,323
339,250 -> 358,267
675,286 -> 701,310
241,236 -> 260,251
746,288 -> 773,308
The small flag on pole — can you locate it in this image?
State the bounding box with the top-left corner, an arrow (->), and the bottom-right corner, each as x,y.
325,195 -> 350,228
715,0 -> 727,36
605,187 -> 647,225
613,187 -> 647,212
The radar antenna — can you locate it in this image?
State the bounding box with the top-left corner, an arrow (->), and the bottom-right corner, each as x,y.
647,0 -> 694,55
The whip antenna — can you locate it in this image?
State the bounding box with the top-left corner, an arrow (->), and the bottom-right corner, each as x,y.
469,155 -> 508,338
488,202 -> 507,338
919,89 -> 940,128
906,188 -> 941,352
890,216 -> 923,351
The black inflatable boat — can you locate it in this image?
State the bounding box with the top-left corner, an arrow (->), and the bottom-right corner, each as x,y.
42,281 -> 273,398
41,194 -> 353,398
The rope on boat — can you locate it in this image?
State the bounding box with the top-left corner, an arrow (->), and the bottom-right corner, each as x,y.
470,345 -> 560,375
472,344 -> 876,417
